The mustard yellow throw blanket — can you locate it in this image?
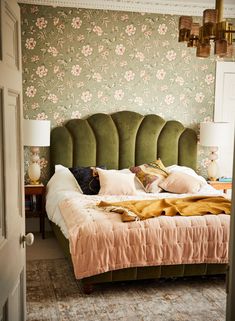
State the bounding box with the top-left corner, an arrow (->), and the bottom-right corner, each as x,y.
98,196 -> 231,222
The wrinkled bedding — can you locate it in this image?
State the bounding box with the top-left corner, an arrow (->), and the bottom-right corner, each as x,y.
58,191 -> 230,279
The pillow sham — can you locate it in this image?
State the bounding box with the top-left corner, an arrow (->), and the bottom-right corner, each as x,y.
69,166 -> 105,195
130,159 -> 169,193
46,164 -> 83,196
97,168 -> 137,195
159,171 -> 202,194
166,165 -> 207,185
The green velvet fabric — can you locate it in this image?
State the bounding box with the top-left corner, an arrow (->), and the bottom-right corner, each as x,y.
50,111 -> 197,173
49,112 -> 226,287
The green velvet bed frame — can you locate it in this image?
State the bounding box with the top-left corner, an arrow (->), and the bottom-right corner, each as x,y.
49,111 -> 227,292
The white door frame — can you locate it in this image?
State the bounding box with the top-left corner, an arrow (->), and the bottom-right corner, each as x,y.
214,61 -> 235,121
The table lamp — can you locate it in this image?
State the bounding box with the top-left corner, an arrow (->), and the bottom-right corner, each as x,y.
200,121 -> 230,181
23,119 -> 51,185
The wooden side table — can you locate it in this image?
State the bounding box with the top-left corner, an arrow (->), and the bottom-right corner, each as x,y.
25,184 -> 46,239
208,181 -> 232,194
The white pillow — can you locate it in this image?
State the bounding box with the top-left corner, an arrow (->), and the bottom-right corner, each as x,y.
166,165 -> 207,185
46,164 -> 83,197
112,168 -> 145,192
97,168 -> 137,195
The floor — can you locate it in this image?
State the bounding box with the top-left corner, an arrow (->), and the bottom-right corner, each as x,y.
26,231 -> 65,261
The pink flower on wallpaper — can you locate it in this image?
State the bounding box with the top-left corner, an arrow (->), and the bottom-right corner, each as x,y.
195,92 -> 205,103
36,65 -> 48,78
166,50 -> 176,61
201,158 -> 210,169
114,89 -> 124,100
156,69 -> 166,80
71,111 -> 81,119
135,52 -> 145,62
71,65 -> 82,76
25,86 -> 37,97
53,112 -> 59,120
93,26 -> 103,36
205,74 -> 214,85
31,55 -> 39,62
98,91 -> 103,98
81,91 -> 92,102
35,17 -> 48,29
25,38 -> 36,50
47,47 -> 58,57
48,94 -> 58,104
92,73 -> 102,82
125,24 -> 136,36
31,103 -> 39,110
120,61 -> 127,67
81,45 -> 93,57
158,23 -> 168,35
39,157 -> 48,169
57,72 -> 64,81
37,112 -> 48,120
71,17 -> 82,29
165,94 -> 175,105
175,76 -> 184,86
77,35 -> 85,42
134,97 -> 143,106
124,70 -> 135,81
115,44 -> 126,56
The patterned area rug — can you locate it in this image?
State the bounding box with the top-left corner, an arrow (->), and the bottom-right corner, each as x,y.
27,259 -> 226,321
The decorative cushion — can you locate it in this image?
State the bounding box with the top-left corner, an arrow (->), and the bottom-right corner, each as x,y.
130,159 -> 169,193
159,171 -> 202,194
69,166 -> 105,195
97,168 -> 137,195
47,164 -> 83,195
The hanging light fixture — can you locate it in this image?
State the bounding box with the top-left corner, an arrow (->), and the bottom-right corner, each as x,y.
178,0 -> 235,58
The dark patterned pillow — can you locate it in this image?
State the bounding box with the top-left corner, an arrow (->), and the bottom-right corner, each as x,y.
69,166 -> 106,195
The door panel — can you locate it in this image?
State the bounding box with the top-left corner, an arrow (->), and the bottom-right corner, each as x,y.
0,1 -> 25,320
0,88 -> 6,244
214,61 -> 235,178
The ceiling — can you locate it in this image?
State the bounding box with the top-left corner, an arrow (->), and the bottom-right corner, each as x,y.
19,0 -> 235,18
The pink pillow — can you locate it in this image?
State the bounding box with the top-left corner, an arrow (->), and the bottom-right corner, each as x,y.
97,168 -> 137,195
159,171 -> 202,194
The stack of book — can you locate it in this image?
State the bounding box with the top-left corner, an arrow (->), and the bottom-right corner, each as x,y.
218,177 -> 232,182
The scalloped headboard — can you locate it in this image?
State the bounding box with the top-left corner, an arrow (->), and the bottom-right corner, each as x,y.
50,111 -> 197,174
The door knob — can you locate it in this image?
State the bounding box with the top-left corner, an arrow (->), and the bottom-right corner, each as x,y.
21,233 -> 34,247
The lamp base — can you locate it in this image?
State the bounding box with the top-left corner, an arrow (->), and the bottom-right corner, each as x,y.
28,149 -> 41,185
207,160 -> 219,181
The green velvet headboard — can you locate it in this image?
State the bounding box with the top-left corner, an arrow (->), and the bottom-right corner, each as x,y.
50,111 -> 197,174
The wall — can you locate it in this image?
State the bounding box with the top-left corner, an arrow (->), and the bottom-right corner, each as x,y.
21,4 -> 221,182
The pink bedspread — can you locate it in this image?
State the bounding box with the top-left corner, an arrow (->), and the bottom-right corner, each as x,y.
59,196 -> 230,279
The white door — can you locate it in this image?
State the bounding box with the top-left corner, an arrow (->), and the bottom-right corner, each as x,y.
214,61 -> 235,178
0,0 -> 26,320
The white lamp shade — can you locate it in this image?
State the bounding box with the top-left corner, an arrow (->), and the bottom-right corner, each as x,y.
200,122 -> 231,147
23,119 -> 51,147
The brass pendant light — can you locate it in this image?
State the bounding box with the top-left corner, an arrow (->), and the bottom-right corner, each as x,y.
178,0 -> 235,58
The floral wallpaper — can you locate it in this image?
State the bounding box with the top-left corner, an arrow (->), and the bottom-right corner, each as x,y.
21,4 -> 230,183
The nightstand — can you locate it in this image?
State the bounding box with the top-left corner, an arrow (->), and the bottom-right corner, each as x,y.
208,181 -> 232,194
25,184 -> 46,239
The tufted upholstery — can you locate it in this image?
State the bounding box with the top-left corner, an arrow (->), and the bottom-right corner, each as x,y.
50,111 -> 197,174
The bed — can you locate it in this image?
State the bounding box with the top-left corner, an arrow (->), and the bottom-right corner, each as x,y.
47,111 -> 230,293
